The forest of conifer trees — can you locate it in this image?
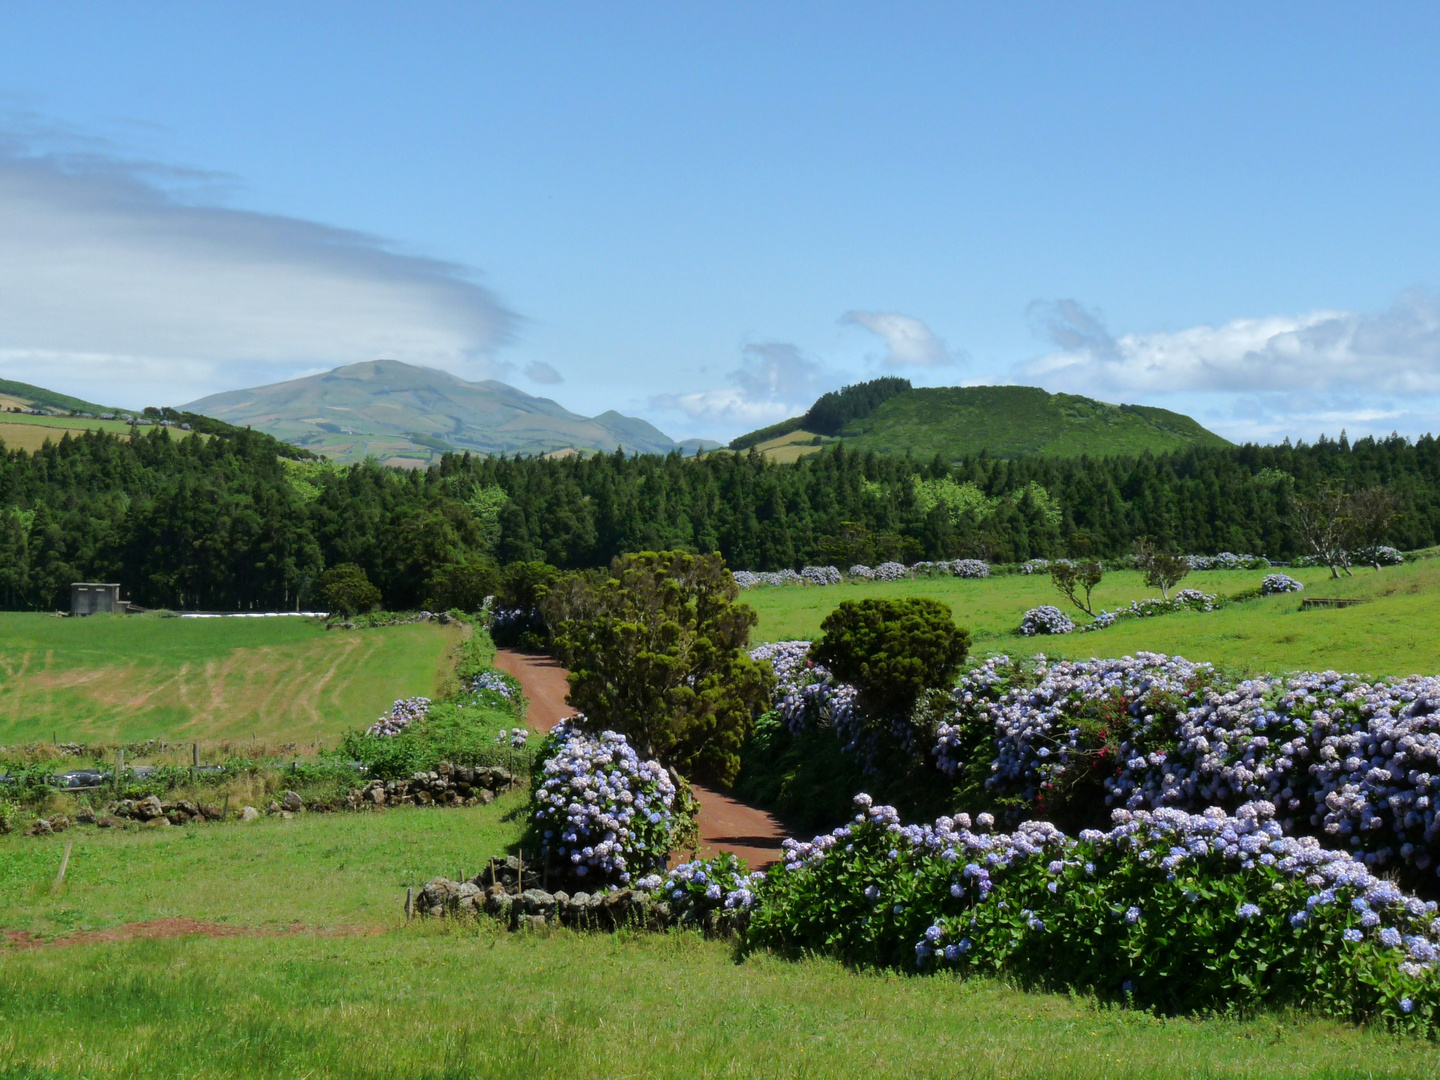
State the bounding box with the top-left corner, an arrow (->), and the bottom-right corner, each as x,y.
1,424 -> 1437,611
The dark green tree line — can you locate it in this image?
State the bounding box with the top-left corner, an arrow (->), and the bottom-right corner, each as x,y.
0,425 -> 1433,610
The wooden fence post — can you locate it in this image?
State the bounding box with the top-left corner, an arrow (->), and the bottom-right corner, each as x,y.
405,887 -> 414,922
191,742 -> 198,787
53,839 -> 73,890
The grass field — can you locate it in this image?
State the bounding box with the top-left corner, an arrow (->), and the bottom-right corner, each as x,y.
0,614 -> 461,746
4,800 -> 1438,1079
743,560 -> 1440,678
0,413 -> 205,453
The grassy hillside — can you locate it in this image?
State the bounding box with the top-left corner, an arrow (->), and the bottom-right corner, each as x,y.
727,384 -> 1230,463
0,614 -> 460,745
0,413 -> 155,453
0,377 -> 115,416
4,801 -> 1435,1078
840,385 -> 1230,461
184,359 -> 681,465
743,560 -> 1440,678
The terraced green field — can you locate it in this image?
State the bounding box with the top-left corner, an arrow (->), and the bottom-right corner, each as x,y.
743,560 -> 1440,678
0,613 -> 460,746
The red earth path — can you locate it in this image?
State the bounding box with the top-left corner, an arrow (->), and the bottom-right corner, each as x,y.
494,648 -> 789,868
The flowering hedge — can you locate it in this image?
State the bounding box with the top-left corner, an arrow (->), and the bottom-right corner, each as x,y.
367,697 -> 432,737
1294,546 -> 1404,569
661,852 -> 766,928
802,565 -> 842,586
1186,552 -> 1272,570
735,559 -> 992,588
530,718 -> 684,888
1261,573 -> 1304,595
1085,589 -> 1217,630
745,794 -> 1440,1028
1019,606 -> 1074,636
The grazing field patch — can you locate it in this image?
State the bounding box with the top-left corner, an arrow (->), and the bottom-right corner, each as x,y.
3,803 -> 1439,1079
744,561 -> 1440,676
0,613 -> 461,745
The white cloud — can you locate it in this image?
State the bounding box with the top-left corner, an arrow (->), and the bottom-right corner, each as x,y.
1023,292 -> 1440,394
651,342 -> 833,426
525,360 -> 563,385
841,310 -> 960,367
0,132 -> 516,408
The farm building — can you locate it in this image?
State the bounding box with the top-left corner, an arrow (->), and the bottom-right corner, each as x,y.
70,583 -> 132,615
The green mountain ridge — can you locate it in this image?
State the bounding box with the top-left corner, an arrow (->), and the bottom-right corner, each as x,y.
732,384 -> 1231,462
183,360 -> 684,465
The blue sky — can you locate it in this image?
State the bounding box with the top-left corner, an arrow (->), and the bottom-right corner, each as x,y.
3,2 -> 1440,445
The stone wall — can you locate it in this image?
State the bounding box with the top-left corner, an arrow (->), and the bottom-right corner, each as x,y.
345,763 -> 518,809
414,856 -> 746,936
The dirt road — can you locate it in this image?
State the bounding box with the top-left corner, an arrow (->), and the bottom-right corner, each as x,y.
494,648 -> 789,867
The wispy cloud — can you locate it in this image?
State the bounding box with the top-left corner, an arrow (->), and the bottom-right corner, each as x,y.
841,310 -> 960,368
1022,292 -> 1440,394
0,126 -> 516,408
524,360 -> 563,385
651,342 -> 834,426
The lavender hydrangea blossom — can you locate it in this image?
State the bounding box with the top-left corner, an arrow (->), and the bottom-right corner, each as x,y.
1260,574 -> 1304,595
531,718 -> 680,886
367,697 -> 432,737
1019,606 -> 1074,636
756,794 -> 1440,1020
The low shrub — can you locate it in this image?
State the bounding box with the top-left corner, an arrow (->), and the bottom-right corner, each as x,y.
1019,606 -> 1074,636
813,597 -> 970,717
1261,573 -> 1304,595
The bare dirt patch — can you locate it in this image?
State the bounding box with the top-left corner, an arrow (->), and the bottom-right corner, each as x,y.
2,918 -> 385,950
495,647 -> 788,867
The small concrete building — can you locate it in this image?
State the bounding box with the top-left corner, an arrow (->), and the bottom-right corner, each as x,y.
71,583 -> 127,616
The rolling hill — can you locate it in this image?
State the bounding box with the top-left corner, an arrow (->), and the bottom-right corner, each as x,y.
184,360 -> 684,465
0,378 -> 115,416
729,383 -> 1231,462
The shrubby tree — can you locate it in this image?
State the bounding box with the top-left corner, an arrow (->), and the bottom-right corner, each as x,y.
1295,484 -> 1402,578
813,597 -> 970,716
1347,487 -> 1402,570
1050,559 -> 1104,617
1134,538 -> 1190,600
424,555 -> 499,612
320,563 -> 381,617
549,551 -> 770,785
497,560 -> 560,612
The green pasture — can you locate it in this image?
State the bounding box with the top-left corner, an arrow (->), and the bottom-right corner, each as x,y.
3,802 -> 1437,1079
743,560 -> 1440,678
0,613 -> 461,746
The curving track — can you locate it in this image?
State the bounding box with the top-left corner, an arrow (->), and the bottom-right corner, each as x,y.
493,648 -> 788,867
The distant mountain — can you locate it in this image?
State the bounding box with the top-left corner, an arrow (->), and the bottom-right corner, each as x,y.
728,383 -> 1231,463
183,360 -> 683,465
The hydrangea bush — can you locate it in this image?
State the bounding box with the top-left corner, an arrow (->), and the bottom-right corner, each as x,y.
661,852 -> 766,928
1357,546 -> 1405,567
367,697 -> 432,737
1261,573 -> 1304,595
746,794 -> 1440,1028
933,653 -> 1212,812
529,718 -> 683,887
1019,606 -> 1074,636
